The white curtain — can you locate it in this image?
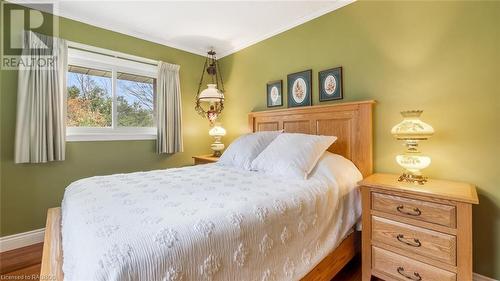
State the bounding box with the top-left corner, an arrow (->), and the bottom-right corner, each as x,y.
14,32 -> 68,163
156,61 -> 183,154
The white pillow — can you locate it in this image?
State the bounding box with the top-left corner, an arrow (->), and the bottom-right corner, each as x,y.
250,133 -> 337,179
309,152 -> 363,193
218,131 -> 282,170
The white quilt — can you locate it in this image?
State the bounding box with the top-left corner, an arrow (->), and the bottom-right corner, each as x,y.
61,162 -> 362,281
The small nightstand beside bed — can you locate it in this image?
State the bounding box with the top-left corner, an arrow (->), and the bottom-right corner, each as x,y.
360,173 -> 478,281
41,101 -> 375,281
192,154 -> 219,165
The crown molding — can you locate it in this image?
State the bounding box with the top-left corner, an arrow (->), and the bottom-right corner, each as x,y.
217,0 -> 355,58
51,10 -> 208,57
10,0 -> 355,58
7,0 -> 207,57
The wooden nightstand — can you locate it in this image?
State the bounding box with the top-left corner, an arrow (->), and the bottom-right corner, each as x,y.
192,154 -> 219,165
359,173 -> 478,281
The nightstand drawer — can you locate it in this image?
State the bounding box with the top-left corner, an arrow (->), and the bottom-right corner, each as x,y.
372,216 -> 456,265
372,192 -> 456,228
372,246 -> 456,281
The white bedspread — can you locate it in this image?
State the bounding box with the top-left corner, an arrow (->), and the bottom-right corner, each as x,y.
61,162 -> 362,281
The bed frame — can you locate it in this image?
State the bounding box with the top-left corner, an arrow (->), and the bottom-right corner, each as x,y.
41,100 -> 374,280
249,100 -> 374,280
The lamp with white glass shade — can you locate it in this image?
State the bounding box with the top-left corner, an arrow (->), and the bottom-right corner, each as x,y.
195,50 -> 225,124
198,84 -> 225,102
391,110 -> 434,184
209,125 -> 226,157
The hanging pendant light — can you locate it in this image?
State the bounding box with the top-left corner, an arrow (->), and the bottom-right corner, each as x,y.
195,50 -> 225,124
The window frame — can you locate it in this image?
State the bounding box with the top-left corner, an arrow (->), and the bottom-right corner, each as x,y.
66,47 -> 158,142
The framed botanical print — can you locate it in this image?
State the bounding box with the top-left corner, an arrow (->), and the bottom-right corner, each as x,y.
319,66 -> 343,102
287,69 -> 312,107
266,80 -> 283,107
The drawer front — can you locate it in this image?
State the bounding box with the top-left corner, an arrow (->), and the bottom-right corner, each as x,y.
372,246 -> 456,281
372,192 -> 456,228
372,216 -> 457,265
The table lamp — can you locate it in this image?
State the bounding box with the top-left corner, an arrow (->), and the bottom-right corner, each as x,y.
391,110 -> 434,184
209,124 -> 226,157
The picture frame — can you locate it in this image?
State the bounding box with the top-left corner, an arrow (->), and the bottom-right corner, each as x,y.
287,69 -> 312,108
319,66 -> 343,102
266,80 -> 283,107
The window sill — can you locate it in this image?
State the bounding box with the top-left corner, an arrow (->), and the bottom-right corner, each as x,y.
66,127 -> 157,142
66,133 -> 156,142
66,134 -> 156,142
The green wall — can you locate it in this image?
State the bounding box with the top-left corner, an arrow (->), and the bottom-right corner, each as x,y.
220,1 -> 500,278
1,1 -> 499,279
0,12 -> 213,236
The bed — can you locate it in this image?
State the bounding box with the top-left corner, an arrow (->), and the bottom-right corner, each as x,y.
41,100 -> 375,281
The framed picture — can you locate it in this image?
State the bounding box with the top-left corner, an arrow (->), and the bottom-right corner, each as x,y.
319,66 -> 343,102
287,69 -> 312,107
266,80 -> 283,107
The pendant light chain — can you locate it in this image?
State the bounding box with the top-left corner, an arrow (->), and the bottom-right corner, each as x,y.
216,58 -> 225,93
196,59 -> 208,101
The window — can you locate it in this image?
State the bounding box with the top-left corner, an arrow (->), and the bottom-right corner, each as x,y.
66,45 -> 157,141
116,72 -> 155,127
67,66 -> 112,127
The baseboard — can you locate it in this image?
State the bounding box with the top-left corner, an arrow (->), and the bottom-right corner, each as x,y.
474,273 -> 499,281
0,228 -> 45,252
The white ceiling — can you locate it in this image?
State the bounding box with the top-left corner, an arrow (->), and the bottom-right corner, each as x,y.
15,1 -> 353,57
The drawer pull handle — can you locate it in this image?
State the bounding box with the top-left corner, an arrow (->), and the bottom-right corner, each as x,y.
397,267 -> 422,281
397,205 -> 422,216
397,234 -> 422,247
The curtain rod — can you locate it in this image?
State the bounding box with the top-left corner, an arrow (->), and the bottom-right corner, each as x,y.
67,41 -> 159,66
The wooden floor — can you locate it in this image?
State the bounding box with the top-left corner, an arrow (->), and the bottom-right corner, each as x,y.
0,243 -> 43,279
0,244 -> 365,281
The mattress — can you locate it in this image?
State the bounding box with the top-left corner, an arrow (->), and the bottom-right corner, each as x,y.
61,161 -> 362,281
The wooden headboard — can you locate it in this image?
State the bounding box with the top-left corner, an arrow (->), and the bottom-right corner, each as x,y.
248,100 -> 375,178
